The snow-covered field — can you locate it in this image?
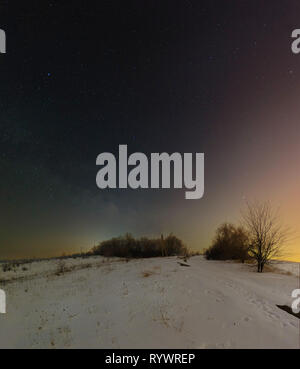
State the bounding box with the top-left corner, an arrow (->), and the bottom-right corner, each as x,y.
0,256 -> 299,349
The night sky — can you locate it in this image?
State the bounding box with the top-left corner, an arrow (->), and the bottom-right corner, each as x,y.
1,1 -> 300,260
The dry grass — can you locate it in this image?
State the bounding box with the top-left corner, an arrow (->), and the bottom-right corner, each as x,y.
263,264 -> 293,276
142,270 -> 156,278
245,262 -> 294,276
55,261 -> 93,276
1,261 -> 31,273
56,260 -> 67,275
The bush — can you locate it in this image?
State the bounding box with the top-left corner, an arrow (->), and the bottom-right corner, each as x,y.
205,223 -> 249,262
56,260 -> 67,275
1,262 -> 21,272
91,233 -> 187,258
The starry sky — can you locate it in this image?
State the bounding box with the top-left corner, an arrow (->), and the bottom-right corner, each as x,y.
1,1 -> 300,260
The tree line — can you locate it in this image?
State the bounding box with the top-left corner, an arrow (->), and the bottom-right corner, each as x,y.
205,202 -> 290,272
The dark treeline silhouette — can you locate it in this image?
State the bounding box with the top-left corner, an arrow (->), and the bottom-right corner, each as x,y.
205,202 -> 290,273
91,233 -> 188,258
204,223 -> 249,263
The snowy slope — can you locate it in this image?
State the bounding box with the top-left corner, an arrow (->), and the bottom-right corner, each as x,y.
0,256 -> 299,349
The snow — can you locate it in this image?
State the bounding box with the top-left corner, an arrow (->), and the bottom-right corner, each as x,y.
0,256 -> 299,349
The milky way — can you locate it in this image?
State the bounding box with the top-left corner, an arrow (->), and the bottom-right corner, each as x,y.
0,1 -> 299,260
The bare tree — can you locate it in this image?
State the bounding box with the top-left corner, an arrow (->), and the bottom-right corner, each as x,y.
242,202 -> 289,272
